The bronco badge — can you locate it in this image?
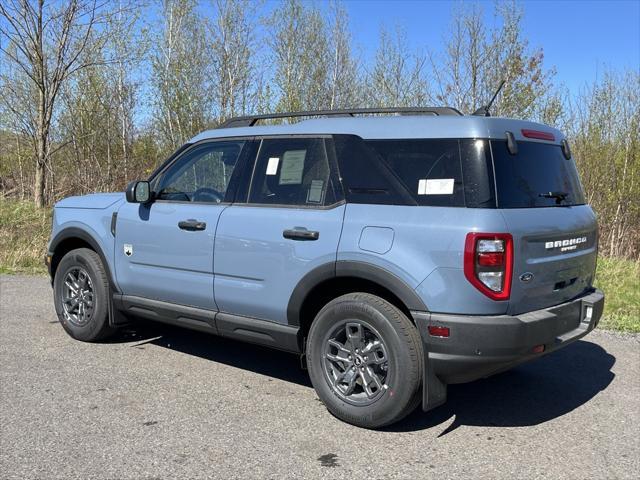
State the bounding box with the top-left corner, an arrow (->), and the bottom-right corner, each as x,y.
545,236 -> 587,252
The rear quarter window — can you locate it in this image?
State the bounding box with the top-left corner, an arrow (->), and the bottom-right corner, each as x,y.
334,136 -> 495,208
366,139 -> 465,207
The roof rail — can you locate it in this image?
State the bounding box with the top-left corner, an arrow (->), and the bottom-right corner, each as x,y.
218,107 -> 463,128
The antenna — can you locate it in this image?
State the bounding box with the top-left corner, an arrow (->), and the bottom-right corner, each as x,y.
472,80 -> 506,117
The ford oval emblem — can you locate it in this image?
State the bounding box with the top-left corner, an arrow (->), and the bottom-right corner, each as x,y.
520,272 -> 534,283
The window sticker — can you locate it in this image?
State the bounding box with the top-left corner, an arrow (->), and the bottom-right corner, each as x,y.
418,178 -> 454,195
279,150 -> 306,185
266,157 -> 279,175
307,179 -> 325,204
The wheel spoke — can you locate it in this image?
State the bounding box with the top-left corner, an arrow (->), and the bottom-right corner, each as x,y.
328,338 -> 350,354
335,368 -> 358,396
64,296 -> 79,307
326,351 -> 347,364
64,279 -> 78,295
363,340 -> 387,365
345,322 -> 364,351
359,366 -> 384,398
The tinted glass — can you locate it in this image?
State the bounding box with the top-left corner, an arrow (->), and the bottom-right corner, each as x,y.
333,135 -> 415,205
156,141 -> 244,203
249,138 -> 337,206
491,140 -> 586,208
460,139 -> 495,208
365,139 -> 465,207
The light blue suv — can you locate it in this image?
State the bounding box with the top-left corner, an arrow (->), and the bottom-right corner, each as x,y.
46,107 -> 605,428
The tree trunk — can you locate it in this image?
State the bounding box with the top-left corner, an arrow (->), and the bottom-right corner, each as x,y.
34,121 -> 47,208
34,158 -> 45,208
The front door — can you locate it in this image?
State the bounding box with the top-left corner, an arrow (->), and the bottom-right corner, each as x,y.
214,136 -> 345,323
115,139 -> 248,310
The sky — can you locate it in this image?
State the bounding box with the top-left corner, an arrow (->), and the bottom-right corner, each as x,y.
336,0 -> 640,94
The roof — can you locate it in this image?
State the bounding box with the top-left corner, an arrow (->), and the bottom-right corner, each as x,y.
189,115 -> 564,144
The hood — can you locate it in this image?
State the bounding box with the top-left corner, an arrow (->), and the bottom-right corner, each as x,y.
55,192 -> 124,210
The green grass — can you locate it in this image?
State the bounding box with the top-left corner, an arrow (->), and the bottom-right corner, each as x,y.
0,199 -> 638,332
0,199 -> 51,275
594,257 -> 640,333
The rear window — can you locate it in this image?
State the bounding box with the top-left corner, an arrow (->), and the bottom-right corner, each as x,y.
491,141 -> 586,208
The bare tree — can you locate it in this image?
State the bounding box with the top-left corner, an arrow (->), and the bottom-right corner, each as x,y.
326,1 -> 360,109
367,25 -> 429,107
151,0 -> 213,152
209,0 -> 258,123
431,1 -> 554,117
0,0 -> 118,207
268,0 -> 330,113
107,1 -> 146,182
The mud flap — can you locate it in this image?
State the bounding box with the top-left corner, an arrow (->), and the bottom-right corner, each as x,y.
412,310 -> 448,411
108,287 -> 130,327
423,353 -> 447,412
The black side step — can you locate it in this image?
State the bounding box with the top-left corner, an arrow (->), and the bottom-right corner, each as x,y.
112,294 -> 301,353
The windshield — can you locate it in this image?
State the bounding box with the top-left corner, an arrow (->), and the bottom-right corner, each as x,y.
490,140 -> 586,208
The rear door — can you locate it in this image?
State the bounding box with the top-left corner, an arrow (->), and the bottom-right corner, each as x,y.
491,139 -> 598,314
214,136 -> 345,323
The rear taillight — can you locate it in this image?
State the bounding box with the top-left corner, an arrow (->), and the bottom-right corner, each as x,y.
464,233 -> 513,300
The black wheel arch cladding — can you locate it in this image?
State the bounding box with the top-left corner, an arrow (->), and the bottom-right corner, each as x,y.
287,260 -> 428,328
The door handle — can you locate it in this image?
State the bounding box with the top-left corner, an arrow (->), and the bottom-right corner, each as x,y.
178,219 -> 207,231
283,228 -> 319,241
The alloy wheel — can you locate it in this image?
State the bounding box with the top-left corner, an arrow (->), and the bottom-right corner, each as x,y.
61,267 -> 95,326
322,320 -> 390,406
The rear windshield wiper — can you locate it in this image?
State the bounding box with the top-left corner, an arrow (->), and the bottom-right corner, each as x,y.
539,191 -> 568,204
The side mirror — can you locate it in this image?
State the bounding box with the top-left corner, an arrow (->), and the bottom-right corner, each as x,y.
126,180 -> 151,203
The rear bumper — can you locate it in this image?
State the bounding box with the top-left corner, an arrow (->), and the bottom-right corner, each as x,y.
412,289 -> 604,409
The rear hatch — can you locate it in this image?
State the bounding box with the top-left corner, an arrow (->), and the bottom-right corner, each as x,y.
491,138 -> 598,315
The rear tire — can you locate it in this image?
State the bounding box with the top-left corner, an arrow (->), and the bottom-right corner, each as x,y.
53,248 -> 115,342
307,293 -> 423,428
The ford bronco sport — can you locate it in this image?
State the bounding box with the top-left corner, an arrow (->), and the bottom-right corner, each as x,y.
47,107 -> 605,428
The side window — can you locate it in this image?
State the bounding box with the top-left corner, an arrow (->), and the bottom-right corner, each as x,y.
155,141 -> 244,203
333,135 -> 416,205
365,139 -> 465,207
248,138 -> 337,206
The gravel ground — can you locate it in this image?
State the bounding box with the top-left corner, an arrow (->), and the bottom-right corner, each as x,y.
1,275 -> 638,479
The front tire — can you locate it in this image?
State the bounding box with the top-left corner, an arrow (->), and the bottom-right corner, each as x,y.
53,248 -> 115,342
307,293 -> 423,428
